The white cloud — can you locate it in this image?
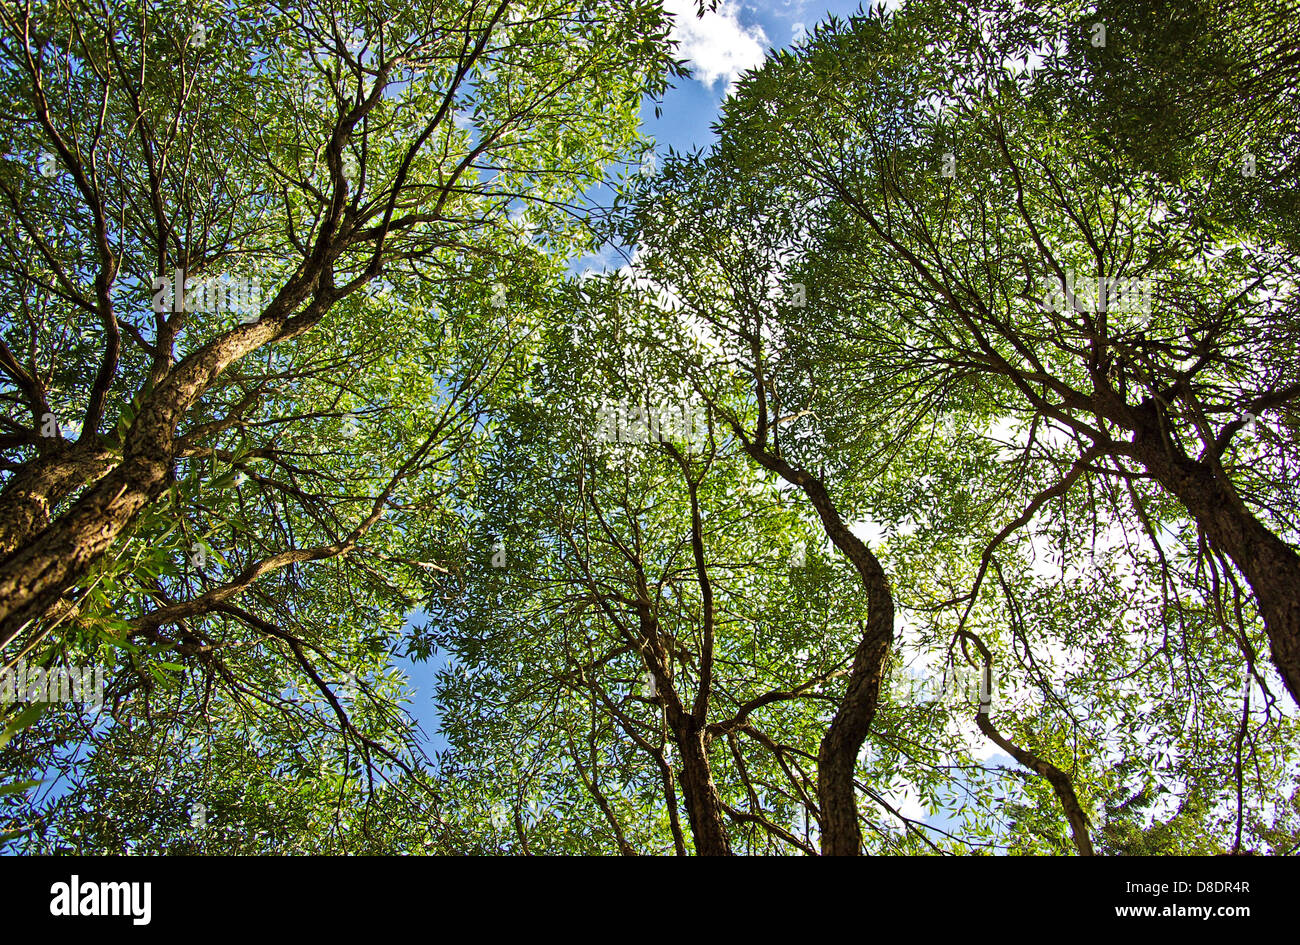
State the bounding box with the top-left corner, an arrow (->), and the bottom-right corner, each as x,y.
768,0 -> 811,19
663,0 -> 768,93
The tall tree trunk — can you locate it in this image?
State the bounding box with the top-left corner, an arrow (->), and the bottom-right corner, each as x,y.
0,446 -> 172,644
0,443 -> 115,561
672,724 -> 732,855
743,446 -> 895,856
1131,434 -> 1300,706
0,296 -> 323,646
817,625 -> 891,856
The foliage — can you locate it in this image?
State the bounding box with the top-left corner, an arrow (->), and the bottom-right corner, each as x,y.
2,0 -> 1297,855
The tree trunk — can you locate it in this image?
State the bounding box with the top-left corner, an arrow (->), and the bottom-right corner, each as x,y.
673,725 -> 732,855
817,626 -> 890,856
743,445 -> 895,856
0,443 -> 115,561
0,452 -> 171,645
0,306 -> 312,646
1132,436 -> 1300,706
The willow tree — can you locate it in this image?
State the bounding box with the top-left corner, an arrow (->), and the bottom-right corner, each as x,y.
683,0 -> 1300,708
426,277 -> 991,855
0,0 -> 678,845
1053,0 -> 1300,250
613,1 -> 1300,853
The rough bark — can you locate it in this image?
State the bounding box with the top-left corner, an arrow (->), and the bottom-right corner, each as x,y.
0,452 -> 170,645
0,442 -> 115,561
0,29 -> 386,645
672,723 -> 732,856
0,295 -> 324,646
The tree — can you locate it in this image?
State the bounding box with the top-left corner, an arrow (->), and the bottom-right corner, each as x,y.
1,0 -> 679,845
686,0 -> 1300,708
6,0 -> 1297,857
424,281 -> 887,854
1053,0 -> 1300,249
608,0 -> 1300,853
0,0 -> 676,637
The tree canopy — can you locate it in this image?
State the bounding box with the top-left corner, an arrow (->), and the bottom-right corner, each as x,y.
2,0 -> 1298,856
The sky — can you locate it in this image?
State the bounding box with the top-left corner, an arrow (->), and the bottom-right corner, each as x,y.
644,0 -> 875,151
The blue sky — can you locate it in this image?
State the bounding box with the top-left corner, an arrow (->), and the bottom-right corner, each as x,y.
647,0 -> 870,141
